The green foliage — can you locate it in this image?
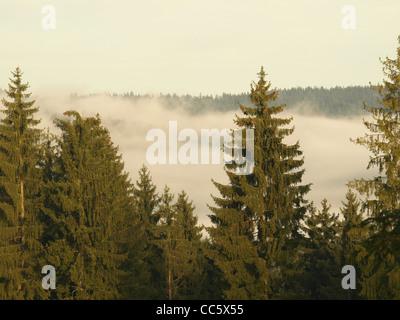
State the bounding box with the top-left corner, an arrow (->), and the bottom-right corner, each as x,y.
121,165 -> 163,299
42,110 -> 133,299
208,67 -> 311,300
155,188 -> 204,299
340,189 -> 366,299
1,43 -> 400,300
349,36 -> 400,299
302,200 -> 345,300
0,67 -> 45,299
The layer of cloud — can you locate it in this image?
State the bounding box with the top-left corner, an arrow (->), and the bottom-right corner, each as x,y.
0,91 -> 379,227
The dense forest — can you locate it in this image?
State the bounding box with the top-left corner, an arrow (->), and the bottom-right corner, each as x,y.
0,37 -> 399,300
68,85 -> 378,118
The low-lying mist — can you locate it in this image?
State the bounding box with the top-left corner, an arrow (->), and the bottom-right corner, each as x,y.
1,91 -> 377,227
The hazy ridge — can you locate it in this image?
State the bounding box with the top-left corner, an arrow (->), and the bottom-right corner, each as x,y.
67,85 -> 378,118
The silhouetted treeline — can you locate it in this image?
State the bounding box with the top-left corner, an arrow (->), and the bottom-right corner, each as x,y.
68,86 -> 378,117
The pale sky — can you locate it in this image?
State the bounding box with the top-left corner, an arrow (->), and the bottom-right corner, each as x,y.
1,0 -> 399,95
1,1 -> 393,226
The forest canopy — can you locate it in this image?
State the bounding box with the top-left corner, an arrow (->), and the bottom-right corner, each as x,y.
0,35 -> 399,300
66,86 -> 378,118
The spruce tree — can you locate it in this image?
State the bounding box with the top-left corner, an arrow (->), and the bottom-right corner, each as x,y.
155,188 -> 204,300
118,194 -> 149,300
340,189 -> 366,299
208,67 -> 311,299
302,200 -> 344,299
171,190 -> 203,299
155,186 -> 176,299
349,35 -> 400,299
135,165 -> 160,228
127,165 -> 163,299
42,111 -> 132,299
341,190 -> 362,266
0,67 -> 45,299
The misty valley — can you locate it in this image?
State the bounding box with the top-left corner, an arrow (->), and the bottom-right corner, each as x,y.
1,37 -> 400,301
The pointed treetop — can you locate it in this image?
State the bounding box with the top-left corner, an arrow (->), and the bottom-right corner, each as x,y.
10,66 -> 23,80
235,66 -> 281,121
257,66 -> 266,81
9,66 -> 23,82
3,67 -> 33,102
254,66 -> 268,92
9,67 -> 27,90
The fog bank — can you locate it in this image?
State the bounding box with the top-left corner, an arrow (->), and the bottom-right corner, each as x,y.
1,91 -> 378,226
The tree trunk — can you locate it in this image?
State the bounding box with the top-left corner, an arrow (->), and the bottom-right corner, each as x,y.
20,179 -> 25,239
168,267 -> 172,300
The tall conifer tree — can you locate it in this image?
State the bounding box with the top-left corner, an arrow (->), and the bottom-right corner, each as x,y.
128,165 -> 163,299
208,67 -> 311,299
349,35 -> 400,299
155,188 -> 205,299
340,189 -> 366,299
171,191 -> 203,299
155,186 -> 176,299
42,111 -> 132,299
302,200 -> 344,299
0,68 -> 44,299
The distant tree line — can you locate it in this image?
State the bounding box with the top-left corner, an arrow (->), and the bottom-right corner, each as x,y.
0,36 -> 400,300
68,86 -> 378,118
